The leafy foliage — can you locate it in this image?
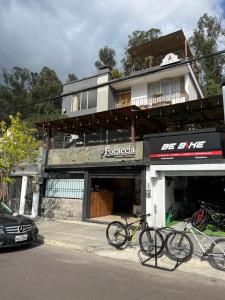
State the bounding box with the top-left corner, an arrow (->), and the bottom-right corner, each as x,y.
0,113 -> 40,202
0,66 -> 63,124
66,73 -> 78,83
122,28 -> 162,74
189,13 -> 225,96
95,46 -> 116,69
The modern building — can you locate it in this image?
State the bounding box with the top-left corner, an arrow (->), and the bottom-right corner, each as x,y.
36,30 -> 225,226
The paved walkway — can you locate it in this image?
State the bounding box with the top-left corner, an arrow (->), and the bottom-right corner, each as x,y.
36,218 -> 225,280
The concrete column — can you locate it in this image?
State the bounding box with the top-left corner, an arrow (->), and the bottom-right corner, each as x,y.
145,166 -> 153,226
19,176 -> 28,215
32,184 -> 40,218
151,176 -> 166,227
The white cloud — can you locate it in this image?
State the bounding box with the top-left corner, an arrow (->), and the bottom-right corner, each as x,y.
0,0 -> 224,81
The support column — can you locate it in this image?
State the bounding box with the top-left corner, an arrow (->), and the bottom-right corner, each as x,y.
131,116 -> 135,144
32,183 -> 40,218
19,176 -> 28,215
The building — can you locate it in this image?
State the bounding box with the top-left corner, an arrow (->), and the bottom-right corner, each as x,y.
36,30 -> 224,226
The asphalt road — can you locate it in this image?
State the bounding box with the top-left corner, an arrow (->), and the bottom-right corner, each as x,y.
0,242 -> 225,300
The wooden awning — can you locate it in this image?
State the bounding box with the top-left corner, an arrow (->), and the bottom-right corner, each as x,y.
36,95 -> 224,137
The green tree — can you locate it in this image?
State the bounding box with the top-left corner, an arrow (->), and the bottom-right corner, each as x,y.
0,66 -> 63,124
28,66 -> 63,123
0,113 -> 40,203
66,73 -> 78,83
122,28 -> 162,74
189,13 -> 225,96
0,67 -> 33,120
95,46 -> 116,69
111,68 -> 123,79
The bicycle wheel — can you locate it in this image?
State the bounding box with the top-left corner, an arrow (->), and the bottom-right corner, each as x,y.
106,221 -> 128,248
165,231 -> 193,262
139,227 -> 164,257
191,211 -> 208,231
209,238 -> 225,271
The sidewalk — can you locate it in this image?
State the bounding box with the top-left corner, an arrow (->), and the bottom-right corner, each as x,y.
36,218 -> 225,280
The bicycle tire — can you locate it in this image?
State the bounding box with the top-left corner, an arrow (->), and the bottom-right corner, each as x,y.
106,221 -> 128,248
165,231 -> 193,262
139,227 -> 164,257
208,238 -> 225,271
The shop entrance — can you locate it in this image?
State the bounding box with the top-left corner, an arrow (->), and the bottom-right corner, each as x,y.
165,176 -> 225,220
89,177 -> 141,219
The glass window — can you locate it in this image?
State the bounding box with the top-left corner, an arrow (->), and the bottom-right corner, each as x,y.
45,179 -> 84,199
88,90 -> 97,109
71,95 -> 79,112
80,92 -> 88,110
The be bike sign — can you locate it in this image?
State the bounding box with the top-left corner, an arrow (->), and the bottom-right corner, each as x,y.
145,131 -> 225,163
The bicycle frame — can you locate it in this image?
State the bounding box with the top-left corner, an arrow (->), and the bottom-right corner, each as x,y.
123,218 -> 146,241
184,222 -> 225,257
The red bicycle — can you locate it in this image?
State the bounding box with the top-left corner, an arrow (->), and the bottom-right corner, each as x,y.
191,201 -> 225,231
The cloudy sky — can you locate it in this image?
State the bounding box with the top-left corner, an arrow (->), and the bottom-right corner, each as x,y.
0,0 -> 224,81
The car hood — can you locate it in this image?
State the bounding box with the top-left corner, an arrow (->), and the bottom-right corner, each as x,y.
0,213 -> 32,226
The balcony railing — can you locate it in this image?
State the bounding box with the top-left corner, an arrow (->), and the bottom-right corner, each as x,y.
128,92 -> 188,109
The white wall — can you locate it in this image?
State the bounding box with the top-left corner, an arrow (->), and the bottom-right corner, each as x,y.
97,73 -> 110,112
185,73 -> 198,101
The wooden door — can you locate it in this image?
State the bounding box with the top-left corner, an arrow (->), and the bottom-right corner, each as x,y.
90,191 -> 113,218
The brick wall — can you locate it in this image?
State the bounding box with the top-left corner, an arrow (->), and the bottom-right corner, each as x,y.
41,197 -> 83,220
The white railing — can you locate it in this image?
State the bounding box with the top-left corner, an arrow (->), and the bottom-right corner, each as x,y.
129,92 -> 188,109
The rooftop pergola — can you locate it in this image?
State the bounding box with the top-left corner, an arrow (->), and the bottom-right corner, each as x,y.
36,95 -> 224,149
128,30 -> 192,63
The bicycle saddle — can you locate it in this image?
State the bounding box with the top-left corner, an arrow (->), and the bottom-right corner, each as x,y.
121,216 -> 129,220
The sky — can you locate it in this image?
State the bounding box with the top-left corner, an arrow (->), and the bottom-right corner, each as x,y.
0,0 -> 224,82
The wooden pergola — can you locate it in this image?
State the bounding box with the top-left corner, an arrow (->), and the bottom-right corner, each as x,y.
36,95 -> 224,149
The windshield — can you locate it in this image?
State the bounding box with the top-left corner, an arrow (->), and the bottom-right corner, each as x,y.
0,202 -> 13,215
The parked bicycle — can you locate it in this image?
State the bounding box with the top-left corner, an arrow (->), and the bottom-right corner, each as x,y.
164,219 -> 225,271
191,201 -> 225,231
106,213 -> 150,249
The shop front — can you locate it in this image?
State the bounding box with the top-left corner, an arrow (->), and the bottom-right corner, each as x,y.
144,129 -> 225,227
43,141 -> 146,221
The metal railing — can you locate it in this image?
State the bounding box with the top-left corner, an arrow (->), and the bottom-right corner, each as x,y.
116,92 -> 188,109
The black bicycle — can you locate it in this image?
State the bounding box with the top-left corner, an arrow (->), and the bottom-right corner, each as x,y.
106,213 -> 150,248
106,213 -> 165,258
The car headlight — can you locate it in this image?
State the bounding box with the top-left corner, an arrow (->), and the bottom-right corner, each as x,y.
0,227 -> 5,234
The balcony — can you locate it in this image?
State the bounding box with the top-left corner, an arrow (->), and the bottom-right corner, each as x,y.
116,92 -> 188,109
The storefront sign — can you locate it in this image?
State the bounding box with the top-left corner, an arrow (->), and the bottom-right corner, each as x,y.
103,145 -> 135,158
145,131 -> 224,162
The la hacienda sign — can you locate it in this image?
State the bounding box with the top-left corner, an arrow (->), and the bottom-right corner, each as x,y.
102,145 -> 135,158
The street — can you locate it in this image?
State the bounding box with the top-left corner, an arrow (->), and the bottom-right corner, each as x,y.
0,242 -> 225,300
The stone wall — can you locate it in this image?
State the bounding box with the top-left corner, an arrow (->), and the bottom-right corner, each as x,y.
41,197 -> 83,220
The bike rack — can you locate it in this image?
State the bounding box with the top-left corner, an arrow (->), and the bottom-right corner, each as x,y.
137,227 -> 184,272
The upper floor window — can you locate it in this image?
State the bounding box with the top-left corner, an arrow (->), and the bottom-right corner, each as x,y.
71,91 -> 97,112
149,77 -> 185,98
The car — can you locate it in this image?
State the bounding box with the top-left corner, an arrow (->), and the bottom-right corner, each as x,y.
0,201 -> 38,249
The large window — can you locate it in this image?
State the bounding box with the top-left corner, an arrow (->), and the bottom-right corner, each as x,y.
45,179 -> 84,199
149,77 -> 185,98
71,91 -> 97,112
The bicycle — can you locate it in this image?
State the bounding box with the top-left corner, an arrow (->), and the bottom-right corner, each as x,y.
165,219 -> 225,271
106,213 -> 150,249
106,213 -> 165,258
191,201 -> 225,231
